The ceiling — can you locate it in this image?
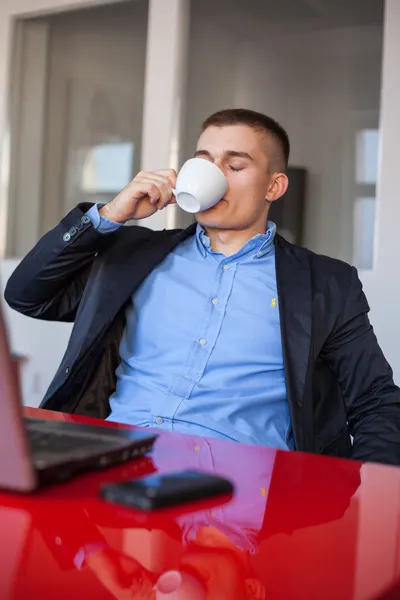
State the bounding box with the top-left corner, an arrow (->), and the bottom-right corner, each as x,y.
191,0 -> 384,36
33,0 -> 384,37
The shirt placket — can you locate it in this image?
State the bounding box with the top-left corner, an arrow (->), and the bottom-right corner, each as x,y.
169,258 -> 237,400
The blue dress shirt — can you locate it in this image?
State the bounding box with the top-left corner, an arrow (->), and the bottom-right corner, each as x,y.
87,205 -> 291,449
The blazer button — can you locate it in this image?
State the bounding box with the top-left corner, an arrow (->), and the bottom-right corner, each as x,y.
69,226 -> 77,236
63,232 -> 71,242
81,215 -> 91,224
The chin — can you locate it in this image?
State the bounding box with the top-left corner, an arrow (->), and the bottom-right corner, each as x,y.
196,216 -> 230,230
196,203 -> 230,229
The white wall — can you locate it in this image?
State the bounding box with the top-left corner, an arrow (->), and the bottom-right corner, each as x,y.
182,13 -> 239,160
177,9 -> 241,230
6,21 -> 50,258
360,0 -> 400,381
1,260 -> 73,407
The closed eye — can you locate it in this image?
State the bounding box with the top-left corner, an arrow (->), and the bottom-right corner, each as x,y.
229,166 -> 244,172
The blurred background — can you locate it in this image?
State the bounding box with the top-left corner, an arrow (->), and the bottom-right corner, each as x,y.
0,0 -> 398,407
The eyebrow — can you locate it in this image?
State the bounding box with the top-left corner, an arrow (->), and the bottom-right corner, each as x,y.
194,149 -> 254,161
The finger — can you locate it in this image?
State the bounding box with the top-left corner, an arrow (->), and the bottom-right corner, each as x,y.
132,179 -> 162,205
146,174 -> 174,203
136,170 -> 175,189
135,174 -> 173,207
143,176 -> 173,208
137,171 -> 173,188
154,168 -> 177,187
159,190 -> 176,209
145,178 -> 171,207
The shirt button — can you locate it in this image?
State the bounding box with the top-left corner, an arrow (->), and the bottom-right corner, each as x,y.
185,375 -> 192,380
257,250 -> 263,257
222,264 -> 229,270
65,367 -> 70,376
155,417 -> 163,425
199,338 -> 207,346
211,298 -> 219,305
193,445 -> 201,452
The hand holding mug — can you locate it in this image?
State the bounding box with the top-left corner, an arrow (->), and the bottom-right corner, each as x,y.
100,169 -> 177,223
100,158 -> 228,224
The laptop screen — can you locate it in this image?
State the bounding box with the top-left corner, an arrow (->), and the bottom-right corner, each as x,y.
0,301 -> 36,491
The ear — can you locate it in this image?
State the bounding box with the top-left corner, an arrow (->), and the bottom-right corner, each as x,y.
265,172 -> 289,203
245,578 -> 267,600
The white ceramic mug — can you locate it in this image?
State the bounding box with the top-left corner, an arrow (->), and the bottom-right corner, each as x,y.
173,158 -> 228,213
154,570 -> 206,600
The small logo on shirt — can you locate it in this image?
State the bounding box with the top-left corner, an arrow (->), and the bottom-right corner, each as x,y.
270,298 -> 277,308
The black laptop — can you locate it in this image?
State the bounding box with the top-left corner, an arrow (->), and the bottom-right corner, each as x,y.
0,302 -> 157,492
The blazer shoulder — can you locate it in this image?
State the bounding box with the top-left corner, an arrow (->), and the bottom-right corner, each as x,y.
307,248 -> 353,281
276,234 -> 354,281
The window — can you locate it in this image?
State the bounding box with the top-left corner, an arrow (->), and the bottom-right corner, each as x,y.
356,129 -> 379,185
352,126 -> 379,270
80,142 -> 134,194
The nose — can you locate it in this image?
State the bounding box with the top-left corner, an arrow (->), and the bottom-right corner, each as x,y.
213,158 -> 230,179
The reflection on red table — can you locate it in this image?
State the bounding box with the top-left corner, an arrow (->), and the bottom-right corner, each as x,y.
0,407 -> 400,599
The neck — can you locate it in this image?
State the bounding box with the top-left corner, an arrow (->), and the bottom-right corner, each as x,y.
204,224 -> 267,256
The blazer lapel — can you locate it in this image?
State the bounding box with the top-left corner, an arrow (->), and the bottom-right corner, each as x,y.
275,234 -> 313,450
75,224 -> 197,361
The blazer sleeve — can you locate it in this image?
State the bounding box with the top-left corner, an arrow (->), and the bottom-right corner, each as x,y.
321,266 -> 400,465
4,203 -> 122,322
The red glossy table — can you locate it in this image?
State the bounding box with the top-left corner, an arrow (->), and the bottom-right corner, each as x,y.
1,408 -> 400,600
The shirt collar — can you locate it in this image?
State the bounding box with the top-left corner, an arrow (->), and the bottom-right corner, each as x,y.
195,221 -> 276,259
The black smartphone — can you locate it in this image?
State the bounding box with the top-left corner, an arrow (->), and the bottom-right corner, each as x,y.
100,470 -> 234,511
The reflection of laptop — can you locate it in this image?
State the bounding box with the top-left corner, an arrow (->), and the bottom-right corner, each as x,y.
0,303 -> 157,492
0,506 -> 31,598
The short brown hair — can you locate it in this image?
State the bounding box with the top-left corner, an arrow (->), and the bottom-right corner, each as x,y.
202,108 -> 290,173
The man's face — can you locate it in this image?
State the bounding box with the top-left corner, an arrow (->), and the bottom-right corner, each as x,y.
179,527 -> 266,600
194,124 -> 277,231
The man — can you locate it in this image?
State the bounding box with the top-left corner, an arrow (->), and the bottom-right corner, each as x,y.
5,109 -> 400,464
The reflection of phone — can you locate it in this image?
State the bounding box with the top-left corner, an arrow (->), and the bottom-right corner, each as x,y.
100,470 -> 234,511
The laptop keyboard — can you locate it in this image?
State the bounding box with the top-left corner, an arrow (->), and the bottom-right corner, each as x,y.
23,417 -> 156,473
27,427 -> 118,453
